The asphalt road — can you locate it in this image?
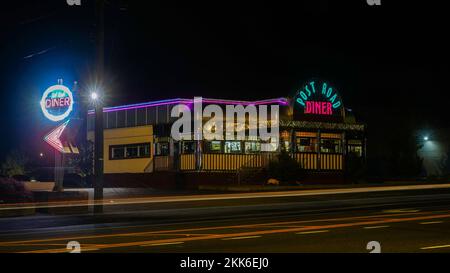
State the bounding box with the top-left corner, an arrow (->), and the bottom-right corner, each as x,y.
1,186 -> 450,253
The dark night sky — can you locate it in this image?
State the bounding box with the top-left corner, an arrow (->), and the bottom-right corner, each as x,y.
0,0 -> 449,160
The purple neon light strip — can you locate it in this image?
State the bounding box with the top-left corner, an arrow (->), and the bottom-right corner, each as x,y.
87,98 -> 190,115
88,97 -> 288,115
202,98 -> 288,106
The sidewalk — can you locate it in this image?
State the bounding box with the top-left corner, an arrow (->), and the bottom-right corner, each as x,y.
198,180 -> 450,192
64,188 -> 167,200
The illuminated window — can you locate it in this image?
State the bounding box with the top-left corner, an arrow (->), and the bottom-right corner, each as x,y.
245,142 -> 261,153
321,133 -> 341,139
348,139 -> 362,145
183,141 -> 196,154
139,145 -> 151,157
281,141 -> 290,152
111,147 -> 124,159
280,131 -> 290,140
296,137 -> 318,152
126,146 -> 138,157
205,141 -> 222,153
347,140 -> 363,157
224,141 -> 242,154
320,139 -> 342,153
155,142 -> 170,156
296,132 -> 317,138
110,143 -> 151,160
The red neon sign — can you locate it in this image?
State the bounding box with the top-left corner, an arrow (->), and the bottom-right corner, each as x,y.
304,101 -> 333,115
43,120 -> 70,153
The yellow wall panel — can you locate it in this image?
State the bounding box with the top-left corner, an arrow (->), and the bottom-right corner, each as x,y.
87,125 -> 153,174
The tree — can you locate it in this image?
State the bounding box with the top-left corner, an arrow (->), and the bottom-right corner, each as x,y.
383,112 -> 423,177
66,141 -> 94,177
1,149 -> 29,177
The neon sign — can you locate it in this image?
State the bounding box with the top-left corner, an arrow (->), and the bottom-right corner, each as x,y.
295,81 -> 342,116
40,84 -> 74,122
43,119 -> 70,153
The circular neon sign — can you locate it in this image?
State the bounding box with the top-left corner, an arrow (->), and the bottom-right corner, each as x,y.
40,84 -> 74,122
295,80 -> 342,116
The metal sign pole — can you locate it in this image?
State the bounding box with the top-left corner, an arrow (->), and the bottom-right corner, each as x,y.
54,149 -> 63,192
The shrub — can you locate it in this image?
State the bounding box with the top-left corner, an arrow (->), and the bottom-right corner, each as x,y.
0,177 -> 33,204
267,152 -> 305,185
1,149 -> 29,177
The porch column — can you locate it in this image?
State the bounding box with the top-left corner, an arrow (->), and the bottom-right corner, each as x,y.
290,129 -> 295,157
195,140 -> 202,171
317,129 -> 321,171
342,131 -> 346,171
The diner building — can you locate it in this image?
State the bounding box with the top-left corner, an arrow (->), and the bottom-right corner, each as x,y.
87,80 -> 366,180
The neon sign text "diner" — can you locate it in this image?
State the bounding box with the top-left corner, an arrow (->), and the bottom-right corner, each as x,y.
296,81 -> 342,115
40,84 -> 74,122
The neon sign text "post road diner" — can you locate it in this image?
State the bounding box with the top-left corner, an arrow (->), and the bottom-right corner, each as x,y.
295,81 -> 342,116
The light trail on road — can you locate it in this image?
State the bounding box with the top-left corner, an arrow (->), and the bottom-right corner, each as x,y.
6,209 -> 450,253
2,183 -> 450,211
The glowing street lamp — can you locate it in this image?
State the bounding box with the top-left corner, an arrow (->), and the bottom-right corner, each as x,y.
90,92 -> 99,101
423,136 -> 429,141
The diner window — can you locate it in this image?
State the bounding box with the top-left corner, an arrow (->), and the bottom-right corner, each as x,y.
281,141 -> 290,152
321,133 -> 341,139
183,141 -> 196,154
320,139 -> 342,153
205,141 -> 222,153
224,141 -> 242,154
155,142 -> 170,156
280,130 -> 290,140
347,140 -> 363,157
139,144 -> 151,157
296,138 -> 318,152
244,142 -> 261,153
110,143 -> 151,160
260,138 -> 278,153
111,147 -> 124,159
348,145 -> 363,157
126,146 -> 138,158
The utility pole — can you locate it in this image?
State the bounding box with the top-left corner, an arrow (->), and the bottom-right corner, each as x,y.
93,0 -> 105,213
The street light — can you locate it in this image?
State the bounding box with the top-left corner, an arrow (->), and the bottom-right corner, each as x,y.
423,136 -> 429,141
90,92 -> 98,101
